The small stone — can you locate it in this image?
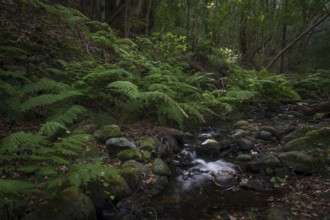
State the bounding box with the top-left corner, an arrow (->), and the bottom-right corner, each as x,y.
106,137 -> 136,152
237,138 -> 254,151
151,158 -> 171,176
142,151 -> 152,163
278,151 -> 315,173
197,139 -> 220,155
259,131 -> 272,140
233,120 -> 249,128
235,154 -> 253,161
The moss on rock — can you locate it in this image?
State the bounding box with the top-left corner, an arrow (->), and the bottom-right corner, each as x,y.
117,149 -> 142,162
284,127 -> 330,152
93,125 -> 122,143
233,120 -> 249,128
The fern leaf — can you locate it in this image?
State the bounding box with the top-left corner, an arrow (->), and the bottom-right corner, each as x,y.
0,179 -> 35,196
143,91 -> 189,118
108,81 -> 140,99
20,90 -> 83,112
53,134 -> 91,155
47,105 -> 87,126
39,121 -> 68,137
21,78 -> 70,94
0,132 -> 47,153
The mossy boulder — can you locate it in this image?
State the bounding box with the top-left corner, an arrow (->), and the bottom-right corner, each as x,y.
259,130 -> 272,140
233,120 -> 249,128
263,207 -> 290,220
197,139 -> 220,155
278,151 -> 315,173
117,149 -> 142,162
151,158 -> 171,176
93,125 -> 122,143
118,167 -> 140,189
23,187 -> 96,220
122,160 -> 149,176
142,151 -> 152,163
106,175 -> 132,198
235,154 -> 253,161
247,155 -> 281,173
106,137 -> 136,155
284,128 -> 330,152
282,126 -> 313,143
140,137 -> 157,152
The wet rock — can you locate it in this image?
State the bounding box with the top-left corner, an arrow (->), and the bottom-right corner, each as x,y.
259,131 -> 272,140
151,158 -> 171,176
278,151 -> 315,173
282,126 -> 313,143
140,137 -> 157,152
212,172 -> 238,188
261,126 -> 280,137
263,207 -> 291,220
219,139 -> 232,151
239,178 -> 263,191
237,138 -> 254,151
235,154 -> 253,161
233,120 -> 249,128
231,129 -> 250,139
118,167 -> 140,190
93,125 -> 122,143
122,160 -> 149,177
23,187 -> 96,220
197,139 -> 220,155
117,149 -> 142,162
247,155 -> 281,173
153,176 -> 169,191
283,128 -> 330,152
106,137 -> 136,154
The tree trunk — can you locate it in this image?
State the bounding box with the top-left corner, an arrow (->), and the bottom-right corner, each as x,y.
266,10 -> 330,71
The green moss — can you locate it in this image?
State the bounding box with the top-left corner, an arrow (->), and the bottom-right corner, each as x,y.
142,151 -> 152,163
93,125 -> 122,142
284,128 -> 330,151
233,120 -> 249,128
140,137 -> 156,152
118,167 -> 140,189
117,149 -> 142,162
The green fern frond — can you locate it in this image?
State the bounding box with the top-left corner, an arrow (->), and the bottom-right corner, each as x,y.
16,166 -> 40,174
143,91 -> 189,118
21,78 -> 70,94
108,81 -> 140,99
148,83 -> 177,97
226,87 -> 257,100
0,132 -> 47,153
47,105 -> 87,126
37,166 -> 58,176
0,69 -> 30,83
0,179 -> 35,196
53,134 -> 91,155
20,90 -> 83,112
0,46 -> 29,55
39,121 -> 68,137
49,155 -> 70,165
180,103 -> 207,123
156,105 -> 185,128
84,68 -> 133,86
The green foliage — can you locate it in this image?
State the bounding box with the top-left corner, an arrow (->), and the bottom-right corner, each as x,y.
225,67 -> 300,104
292,70 -> 330,100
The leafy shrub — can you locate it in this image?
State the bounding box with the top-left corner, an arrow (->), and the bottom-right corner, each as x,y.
225,67 -> 300,104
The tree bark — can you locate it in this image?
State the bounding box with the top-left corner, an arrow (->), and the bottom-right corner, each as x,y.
266,10 -> 330,71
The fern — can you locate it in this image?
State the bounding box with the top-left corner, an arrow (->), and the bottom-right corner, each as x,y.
20,90 -> 83,112
39,122 -> 68,137
0,179 -> 35,196
47,105 -> 87,126
21,78 -> 70,94
0,132 -> 47,153
108,81 -> 140,99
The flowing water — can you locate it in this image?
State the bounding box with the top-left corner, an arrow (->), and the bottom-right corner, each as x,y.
151,129 -> 276,219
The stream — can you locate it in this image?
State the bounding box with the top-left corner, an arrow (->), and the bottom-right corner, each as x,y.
149,128 -> 279,219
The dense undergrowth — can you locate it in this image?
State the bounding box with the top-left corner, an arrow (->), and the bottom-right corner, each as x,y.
0,0 -> 329,218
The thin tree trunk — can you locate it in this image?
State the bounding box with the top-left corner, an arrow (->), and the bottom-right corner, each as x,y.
266,10 -> 330,71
